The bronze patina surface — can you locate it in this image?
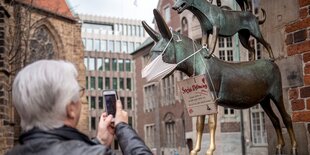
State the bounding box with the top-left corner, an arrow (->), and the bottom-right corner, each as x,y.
142,9 -> 297,155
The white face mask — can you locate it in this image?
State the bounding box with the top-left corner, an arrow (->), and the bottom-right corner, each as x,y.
142,54 -> 178,82
142,35 -> 204,82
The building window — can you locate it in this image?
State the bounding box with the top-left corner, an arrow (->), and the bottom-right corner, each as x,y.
123,25 -> 127,36
251,105 -> 267,145
98,77 -> 103,90
127,97 -> 132,109
90,96 -> 96,109
86,39 -> 93,51
108,40 -> 114,52
144,124 -> 155,148
99,96 -> 104,109
118,59 -> 124,71
120,97 -> 125,108
94,39 -> 100,51
115,41 -> 121,52
162,75 -> 175,105
112,58 -> 117,71
113,78 -> 118,89
101,40 -> 107,52
164,113 -> 175,147
218,37 -> 234,62
105,77 -> 110,89
128,116 -> 133,127
144,84 -> 156,112
122,41 -> 128,53
89,58 -> 95,70
86,77 -> 88,89
125,59 -> 131,71
105,58 -> 110,71
250,39 -> 262,60
91,117 -> 96,130
126,78 -> 132,90
97,58 -> 103,70
164,6 -> 171,22
90,76 -> 96,90
84,57 -> 88,70
119,78 -> 124,90
136,26 -> 140,37
128,42 -> 134,53
224,108 -> 235,116
136,42 -> 141,50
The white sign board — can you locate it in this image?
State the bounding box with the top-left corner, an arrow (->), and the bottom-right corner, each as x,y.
177,75 -> 217,116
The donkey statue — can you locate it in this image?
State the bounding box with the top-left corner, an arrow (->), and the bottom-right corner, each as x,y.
172,0 -> 274,61
209,0 -> 251,11
142,9 -> 297,155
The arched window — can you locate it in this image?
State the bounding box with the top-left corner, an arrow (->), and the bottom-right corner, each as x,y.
29,25 -> 56,63
164,112 -> 176,147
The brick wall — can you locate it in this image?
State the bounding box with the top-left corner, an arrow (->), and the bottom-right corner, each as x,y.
0,6 -> 14,154
285,0 -> 310,124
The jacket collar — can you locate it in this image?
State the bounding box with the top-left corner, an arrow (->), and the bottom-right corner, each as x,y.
19,125 -> 96,145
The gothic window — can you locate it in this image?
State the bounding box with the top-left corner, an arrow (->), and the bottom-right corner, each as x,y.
29,26 -> 56,63
164,112 -> 175,147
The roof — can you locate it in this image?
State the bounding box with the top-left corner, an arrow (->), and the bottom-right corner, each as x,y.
130,37 -> 154,55
17,0 -> 76,20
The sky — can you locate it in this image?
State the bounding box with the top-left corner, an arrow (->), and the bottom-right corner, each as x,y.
67,0 -> 159,25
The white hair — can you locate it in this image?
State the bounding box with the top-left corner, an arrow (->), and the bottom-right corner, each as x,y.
12,60 -> 80,131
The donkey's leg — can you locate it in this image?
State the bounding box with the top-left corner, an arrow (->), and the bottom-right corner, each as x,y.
206,113 -> 217,155
260,98 -> 284,155
238,31 -> 255,60
191,115 -> 206,155
271,95 -> 298,155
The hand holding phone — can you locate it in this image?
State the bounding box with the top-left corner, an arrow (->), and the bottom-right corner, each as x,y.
103,90 -> 118,117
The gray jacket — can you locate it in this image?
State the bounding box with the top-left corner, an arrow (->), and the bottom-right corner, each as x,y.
6,122 -> 152,155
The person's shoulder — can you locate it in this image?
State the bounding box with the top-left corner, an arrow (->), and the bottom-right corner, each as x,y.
56,140 -> 115,155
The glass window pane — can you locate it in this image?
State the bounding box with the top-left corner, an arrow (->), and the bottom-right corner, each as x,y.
105,58 -> 110,71
101,40 -> 107,52
128,25 -> 132,36
123,25 -> 127,35
86,39 -> 93,51
94,39 -> 100,51
113,78 -> 118,89
89,58 -> 95,70
91,96 -> 96,109
119,78 -> 124,90
97,58 -> 103,70
108,40 -> 114,52
82,38 -> 86,49
98,77 -> 103,90
91,117 -> 96,130
115,41 -> 121,52
86,76 -> 88,89
105,77 -> 110,89
128,116 -> 132,127
84,57 -> 88,70
118,59 -> 124,71
128,42 -> 134,53
127,97 -> 132,109
90,76 -> 96,90
125,59 -> 131,71
99,96 -> 104,109
112,58 -> 117,71
122,42 -> 128,53
126,78 -> 131,90
120,97 -> 125,108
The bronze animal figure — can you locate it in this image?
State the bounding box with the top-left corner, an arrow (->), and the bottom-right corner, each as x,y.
172,0 -> 274,60
142,9 -> 297,155
209,0 -> 251,11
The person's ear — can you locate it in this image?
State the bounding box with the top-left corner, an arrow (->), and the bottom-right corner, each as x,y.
66,102 -> 76,119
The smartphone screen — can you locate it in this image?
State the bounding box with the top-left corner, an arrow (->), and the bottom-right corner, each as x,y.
103,90 -> 117,117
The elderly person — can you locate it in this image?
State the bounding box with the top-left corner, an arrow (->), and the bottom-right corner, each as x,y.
6,60 -> 152,155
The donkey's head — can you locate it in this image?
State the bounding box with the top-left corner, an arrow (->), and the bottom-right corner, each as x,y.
172,0 -> 193,14
142,9 -> 208,75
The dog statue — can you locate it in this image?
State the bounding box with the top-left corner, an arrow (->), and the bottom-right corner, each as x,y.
173,0 -> 274,60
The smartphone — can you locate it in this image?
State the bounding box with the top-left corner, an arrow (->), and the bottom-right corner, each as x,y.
103,90 -> 118,117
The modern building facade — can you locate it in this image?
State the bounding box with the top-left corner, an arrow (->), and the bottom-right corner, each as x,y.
79,14 -> 147,151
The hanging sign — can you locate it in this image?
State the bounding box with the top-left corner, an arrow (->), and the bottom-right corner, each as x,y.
177,75 -> 217,116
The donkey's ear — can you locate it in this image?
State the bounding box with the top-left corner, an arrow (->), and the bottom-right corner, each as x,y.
153,9 -> 172,39
142,21 -> 159,42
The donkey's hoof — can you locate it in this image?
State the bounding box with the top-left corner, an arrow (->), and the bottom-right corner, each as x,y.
190,150 -> 198,155
291,148 -> 298,155
275,148 -> 282,155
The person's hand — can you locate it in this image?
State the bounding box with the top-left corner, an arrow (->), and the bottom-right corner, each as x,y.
114,100 -> 128,126
96,112 -> 114,146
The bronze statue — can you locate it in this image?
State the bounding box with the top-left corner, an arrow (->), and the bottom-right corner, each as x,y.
172,0 -> 274,60
142,9 -> 297,155
209,0 -> 251,11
